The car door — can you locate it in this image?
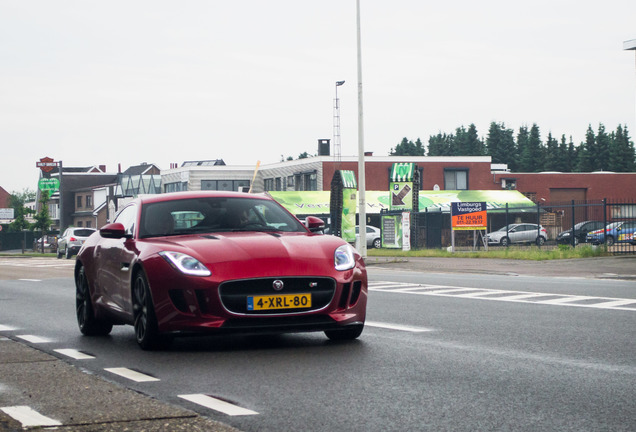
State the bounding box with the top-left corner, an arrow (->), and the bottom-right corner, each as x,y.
95,204 -> 138,317
508,225 -> 523,243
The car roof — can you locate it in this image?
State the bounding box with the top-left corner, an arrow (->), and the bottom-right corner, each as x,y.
137,191 -> 270,205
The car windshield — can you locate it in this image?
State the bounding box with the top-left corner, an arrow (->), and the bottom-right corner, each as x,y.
495,225 -> 516,232
605,222 -> 622,229
139,197 -> 306,238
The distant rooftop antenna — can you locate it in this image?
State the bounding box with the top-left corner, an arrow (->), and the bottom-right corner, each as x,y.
334,80 -> 345,162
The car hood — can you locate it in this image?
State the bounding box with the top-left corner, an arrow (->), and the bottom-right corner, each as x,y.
143,232 -> 352,279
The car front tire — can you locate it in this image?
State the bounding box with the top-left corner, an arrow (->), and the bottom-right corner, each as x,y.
76,266 -> 113,336
606,236 -> 615,247
133,270 -> 171,350
500,236 -> 510,247
325,324 -> 364,341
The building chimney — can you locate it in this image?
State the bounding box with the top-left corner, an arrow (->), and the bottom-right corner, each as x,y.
318,139 -> 330,156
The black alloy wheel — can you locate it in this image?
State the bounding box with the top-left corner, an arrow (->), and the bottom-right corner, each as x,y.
500,236 -> 510,247
536,236 -> 546,246
133,270 -> 171,350
606,236 -> 615,247
76,266 -> 113,336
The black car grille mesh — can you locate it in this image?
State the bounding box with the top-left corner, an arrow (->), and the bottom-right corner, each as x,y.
219,277 -> 336,315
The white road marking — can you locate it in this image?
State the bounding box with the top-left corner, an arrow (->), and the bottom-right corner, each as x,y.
366,321 -> 433,333
19,279 -> 42,282
54,349 -> 95,360
0,406 -> 62,428
369,281 -> 636,311
178,394 -> 258,416
0,325 -> 17,331
16,335 -> 51,343
104,367 -> 160,382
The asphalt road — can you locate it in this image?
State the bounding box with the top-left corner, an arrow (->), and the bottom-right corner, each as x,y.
1,255 -> 635,431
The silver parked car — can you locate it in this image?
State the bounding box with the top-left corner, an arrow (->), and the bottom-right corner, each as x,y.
485,223 -> 548,246
57,227 -> 96,259
356,225 -> 382,249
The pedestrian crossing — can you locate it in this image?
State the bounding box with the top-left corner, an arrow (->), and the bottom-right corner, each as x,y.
369,281 -> 636,311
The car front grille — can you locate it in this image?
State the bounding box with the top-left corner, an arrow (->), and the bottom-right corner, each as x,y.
219,277 -> 336,315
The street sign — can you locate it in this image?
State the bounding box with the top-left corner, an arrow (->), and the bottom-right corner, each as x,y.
0,208 -> 14,219
36,157 -> 57,173
451,202 -> 487,230
38,178 -> 60,192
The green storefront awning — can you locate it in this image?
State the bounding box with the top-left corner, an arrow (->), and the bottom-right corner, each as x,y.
267,190 -> 537,216
390,163 -> 415,182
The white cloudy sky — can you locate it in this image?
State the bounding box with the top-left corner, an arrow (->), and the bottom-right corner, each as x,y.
1,0 -> 635,193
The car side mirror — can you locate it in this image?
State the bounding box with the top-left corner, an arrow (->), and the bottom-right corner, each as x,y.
100,223 -> 128,239
305,216 -> 325,233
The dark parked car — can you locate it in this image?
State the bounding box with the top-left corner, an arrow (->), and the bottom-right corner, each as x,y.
556,220 -> 605,245
75,191 -> 367,349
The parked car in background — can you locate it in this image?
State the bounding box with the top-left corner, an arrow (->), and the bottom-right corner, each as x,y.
556,220 -> 605,245
356,225 -> 382,249
57,227 -> 96,259
586,221 -> 636,246
485,223 -> 548,246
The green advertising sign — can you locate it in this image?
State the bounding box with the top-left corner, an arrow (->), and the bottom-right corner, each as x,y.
38,178 -> 60,192
341,189 -> 357,242
381,214 -> 402,249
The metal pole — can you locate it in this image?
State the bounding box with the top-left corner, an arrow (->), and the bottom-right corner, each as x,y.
58,160 -> 64,234
571,200 -> 576,247
356,0 -> 367,258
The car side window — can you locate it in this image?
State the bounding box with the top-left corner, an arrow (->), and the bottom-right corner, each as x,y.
114,204 -> 138,236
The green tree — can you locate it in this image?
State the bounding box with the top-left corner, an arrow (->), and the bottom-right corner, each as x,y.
576,126 -> 595,172
609,125 -> 636,172
594,123 -> 611,171
427,133 -> 454,156
32,190 -> 52,247
517,124 -> 543,172
543,132 -> 559,171
390,137 -> 425,156
8,189 -> 36,232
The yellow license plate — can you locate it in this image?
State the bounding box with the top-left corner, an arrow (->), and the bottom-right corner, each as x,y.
247,293 -> 312,311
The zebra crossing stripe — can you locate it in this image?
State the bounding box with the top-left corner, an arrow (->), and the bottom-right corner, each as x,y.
0,406 -> 61,428
369,281 -> 636,311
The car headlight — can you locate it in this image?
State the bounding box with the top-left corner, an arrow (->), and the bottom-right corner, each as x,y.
159,251 -> 211,276
334,244 -> 356,271
562,232 -> 570,237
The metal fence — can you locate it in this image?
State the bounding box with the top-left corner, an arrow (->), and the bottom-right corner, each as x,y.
407,199 -> 636,254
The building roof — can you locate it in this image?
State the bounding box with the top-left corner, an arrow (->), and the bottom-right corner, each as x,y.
122,163 -> 161,175
181,159 -> 226,167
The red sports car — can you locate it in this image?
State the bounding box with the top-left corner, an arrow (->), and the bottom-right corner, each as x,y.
75,191 -> 367,349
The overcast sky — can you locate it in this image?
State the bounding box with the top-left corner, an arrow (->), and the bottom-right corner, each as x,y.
1,0 -> 635,193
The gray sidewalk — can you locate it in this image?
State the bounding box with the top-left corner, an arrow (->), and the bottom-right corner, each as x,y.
0,338 -> 240,431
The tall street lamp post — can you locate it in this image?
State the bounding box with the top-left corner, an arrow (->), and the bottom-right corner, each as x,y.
625,39 -> 636,134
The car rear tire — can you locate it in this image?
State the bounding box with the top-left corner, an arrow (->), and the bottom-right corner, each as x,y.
76,266 -> 113,336
500,237 -> 510,247
536,236 -> 546,246
133,270 -> 172,350
325,324 -> 364,341
65,248 -> 72,259
372,238 -> 381,249
56,248 -> 63,259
